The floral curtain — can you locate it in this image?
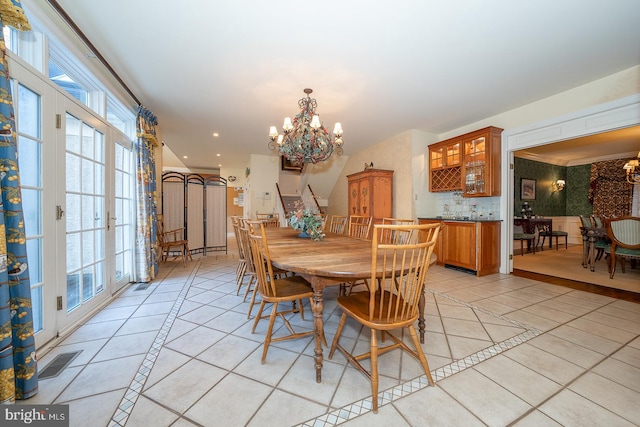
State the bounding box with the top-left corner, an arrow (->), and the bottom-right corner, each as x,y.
0,0 -> 38,402
589,158 -> 633,218
134,106 -> 159,282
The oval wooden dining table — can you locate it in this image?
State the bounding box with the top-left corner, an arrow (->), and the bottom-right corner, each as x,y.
264,228 -> 436,383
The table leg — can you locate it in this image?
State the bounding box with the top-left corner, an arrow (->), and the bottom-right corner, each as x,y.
582,234 -> 589,268
311,288 -> 324,383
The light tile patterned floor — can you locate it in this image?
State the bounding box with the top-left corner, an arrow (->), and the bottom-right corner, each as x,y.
26,248 -> 640,427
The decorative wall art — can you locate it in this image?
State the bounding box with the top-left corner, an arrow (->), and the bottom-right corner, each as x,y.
520,178 -> 536,200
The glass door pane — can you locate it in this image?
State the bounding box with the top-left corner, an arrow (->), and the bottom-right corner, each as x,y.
16,83 -> 43,332
114,141 -> 134,287
65,113 -> 106,312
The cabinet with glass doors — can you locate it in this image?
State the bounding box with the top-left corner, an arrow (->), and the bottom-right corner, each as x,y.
461,127 -> 502,197
428,141 -> 462,192
428,126 -> 502,196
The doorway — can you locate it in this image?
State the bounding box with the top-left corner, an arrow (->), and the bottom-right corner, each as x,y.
501,94 -> 640,292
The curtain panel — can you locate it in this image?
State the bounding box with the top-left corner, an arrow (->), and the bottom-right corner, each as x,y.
589,158 -> 634,218
0,1 -> 38,402
134,106 -> 159,282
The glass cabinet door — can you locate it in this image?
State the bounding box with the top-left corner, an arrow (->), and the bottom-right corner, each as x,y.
430,146 -> 444,169
445,142 -> 460,167
464,136 -> 487,195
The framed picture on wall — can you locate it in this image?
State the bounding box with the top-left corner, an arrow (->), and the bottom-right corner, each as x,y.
520,178 -> 536,200
281,156 -> 303,172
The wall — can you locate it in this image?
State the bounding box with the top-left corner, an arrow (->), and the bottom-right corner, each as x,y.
438,66 -> 640,141
327,130 -> 419,220
337,66 -> 638,223
514,158 -> 566,216
512,145 -> 636,221
246,154 -> 280,218
566,164 -> 592,216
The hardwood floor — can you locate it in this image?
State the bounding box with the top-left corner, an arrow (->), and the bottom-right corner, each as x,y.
512,269 -> 640,303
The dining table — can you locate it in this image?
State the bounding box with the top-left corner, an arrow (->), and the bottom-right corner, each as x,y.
264,227 -> 436,383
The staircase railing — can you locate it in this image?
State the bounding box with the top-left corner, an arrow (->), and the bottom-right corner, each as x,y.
308,185 -> 324,214
275,183 -> 323,217
276,182 -> 287,215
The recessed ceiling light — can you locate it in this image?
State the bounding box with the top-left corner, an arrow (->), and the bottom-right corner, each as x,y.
212,132 -> 219,137
218,164 -> 222,167
183,156 -> 188,159
216,153 -> 221,157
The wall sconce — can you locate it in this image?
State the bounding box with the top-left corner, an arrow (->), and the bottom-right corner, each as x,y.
552,179 -> 565,192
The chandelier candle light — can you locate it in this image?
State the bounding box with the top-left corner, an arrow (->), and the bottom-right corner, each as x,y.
623,151 -> 640,184
268,88 -> 343,164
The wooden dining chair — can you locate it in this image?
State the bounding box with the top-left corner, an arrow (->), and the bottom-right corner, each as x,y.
248,223 -> 316,363
257,212 -> 279,221
604,216 -> 640,279
244,220 -> 295,318
513,224 -> 535,256
156,215 -> 193,266
231,216 -> 248,293
329,223 -> 440,413
348,215 -> 372,240
237,222 -> 258,316
262,217 -> 281,228
329,215 -> 348,234
341,215 -> 375,295
536,223 -> 568,250
379,218 -> 416,244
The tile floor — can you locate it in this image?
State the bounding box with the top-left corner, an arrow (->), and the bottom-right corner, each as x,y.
23,245 -> 640,427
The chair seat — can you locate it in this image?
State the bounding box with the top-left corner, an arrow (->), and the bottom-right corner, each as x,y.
514,233 -> 535,239
605,245 -> 640,258
338,290 -> 417,329
537,228 -> 568,251
539,230 -> 568,236
270,275 -> 314,301
513,232 -> 536,255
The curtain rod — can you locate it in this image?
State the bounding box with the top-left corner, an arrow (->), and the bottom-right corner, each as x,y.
46,0 -> 141,107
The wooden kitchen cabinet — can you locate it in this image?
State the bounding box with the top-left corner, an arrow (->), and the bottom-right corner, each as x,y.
419,218 -> 501,276
443,221 -> 477,271
428,126 -> 502,196
428,140 -> 462,192
347,169 -> 393,225
418,219 -> 444,264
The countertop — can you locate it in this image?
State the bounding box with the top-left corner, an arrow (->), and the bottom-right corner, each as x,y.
419,217 -> 502,222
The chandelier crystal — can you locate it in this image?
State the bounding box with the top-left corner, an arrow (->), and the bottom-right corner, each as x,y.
623,151 -> 640,184
268,88 -> 343,164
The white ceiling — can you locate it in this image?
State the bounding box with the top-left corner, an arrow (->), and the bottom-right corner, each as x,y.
49,0 -> 640,170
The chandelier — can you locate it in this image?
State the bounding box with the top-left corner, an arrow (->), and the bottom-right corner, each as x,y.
623,151 -> 640,184
268,88 -> 343,164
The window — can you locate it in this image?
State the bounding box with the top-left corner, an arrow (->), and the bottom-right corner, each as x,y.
49,60 -> 88,105
107,95 -> 135,139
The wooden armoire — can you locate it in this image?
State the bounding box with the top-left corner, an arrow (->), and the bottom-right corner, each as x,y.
347,169 -> 393,225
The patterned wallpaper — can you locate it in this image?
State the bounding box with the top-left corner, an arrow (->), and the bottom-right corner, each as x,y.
566,164 -> 592,216
514,158 -> 592,217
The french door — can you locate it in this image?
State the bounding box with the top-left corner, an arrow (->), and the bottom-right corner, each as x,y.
9,57 -> 136,346
12,60 -> 57,347
57,96 -> 135,331
61,106 -> 109,327
113,137 -> 134,289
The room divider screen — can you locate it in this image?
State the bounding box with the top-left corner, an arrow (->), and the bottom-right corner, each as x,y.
161,171 -> 228,255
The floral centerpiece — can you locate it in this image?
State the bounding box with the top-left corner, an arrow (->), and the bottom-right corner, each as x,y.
289,206 -> 325,240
